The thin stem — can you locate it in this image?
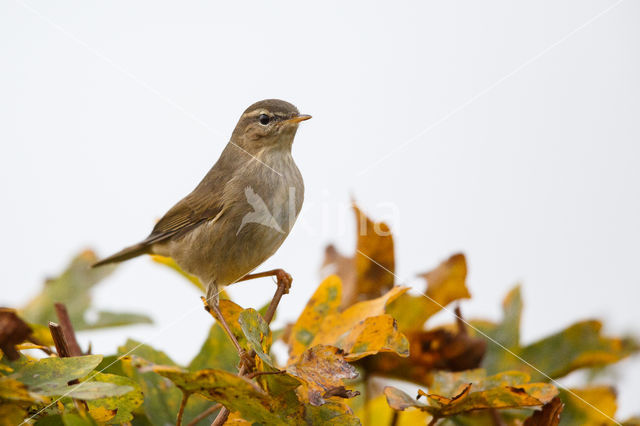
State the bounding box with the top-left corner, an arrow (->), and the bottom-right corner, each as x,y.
176,392 -> 190,426
187,403 -> 221,426
211,270 -> 292,426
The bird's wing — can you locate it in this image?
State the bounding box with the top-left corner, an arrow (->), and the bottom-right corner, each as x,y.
142,158 -> 236,245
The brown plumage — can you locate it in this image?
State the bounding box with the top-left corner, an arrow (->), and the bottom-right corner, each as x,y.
93,99 -> 310,308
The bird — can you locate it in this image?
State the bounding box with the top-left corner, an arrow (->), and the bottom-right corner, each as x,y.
93,99 -> 310,363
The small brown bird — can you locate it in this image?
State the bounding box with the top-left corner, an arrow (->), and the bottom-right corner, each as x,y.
93,99 -> 310,361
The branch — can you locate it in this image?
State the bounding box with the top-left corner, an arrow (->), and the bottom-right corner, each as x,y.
187,403 -> 221,426
54,303 -> 83,356
211,270 -> 291,426
177,392 -> 190,426
49,321 -> 88,413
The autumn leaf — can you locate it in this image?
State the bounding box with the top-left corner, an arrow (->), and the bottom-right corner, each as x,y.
0,309 -> 33,361
385,369 -> 557,421
388,253 -> 470,332
288,275 -> 343,359
307,284 -> 408,351
524,396 -> 564,426
153,366 -> 306,425
118,339 -> 213,426
321,202 -> 395,307
151,254 -> 205,292
84,373 -> 143,424
20,250 -> 152,330
286,345 -> 358,406
12,354 -> 103,395
557,387 -> 617,426
477,286 -> 639,381
361,323 -> 486,385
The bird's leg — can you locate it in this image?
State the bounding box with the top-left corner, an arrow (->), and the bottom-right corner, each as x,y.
236,269 -> 292,324
201,289 -> 254,372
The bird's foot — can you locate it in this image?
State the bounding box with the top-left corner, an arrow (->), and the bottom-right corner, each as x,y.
275,269 -> 292,294
238,349 -> 255,372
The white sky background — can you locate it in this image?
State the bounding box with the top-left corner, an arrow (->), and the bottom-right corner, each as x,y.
1,0 -> 639,418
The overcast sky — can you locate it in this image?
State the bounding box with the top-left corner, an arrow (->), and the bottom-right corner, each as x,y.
2,0 -> 639,418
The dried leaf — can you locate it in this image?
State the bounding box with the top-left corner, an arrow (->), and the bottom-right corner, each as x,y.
321,203 -> 395,308
286,345 -> 358,406
524,396 -> 564,426
0,309 -> 33,360
385,369 -> 557,420
362,326 -> 485,384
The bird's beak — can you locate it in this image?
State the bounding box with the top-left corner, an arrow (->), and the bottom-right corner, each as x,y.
285,114 -> 312,124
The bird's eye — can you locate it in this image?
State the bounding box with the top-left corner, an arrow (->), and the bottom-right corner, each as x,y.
258,114 -> 270,125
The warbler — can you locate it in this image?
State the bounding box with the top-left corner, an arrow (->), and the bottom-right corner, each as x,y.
93,99 -> 310,355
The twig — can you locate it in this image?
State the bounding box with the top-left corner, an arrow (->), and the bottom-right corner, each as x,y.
490,408 -> 506,426
244,370 -> 286,380
27,337 -> 55,355
454,305 -> 467,336
48,321 -> 88,413
428,416 -> 440,426
176,392 -> 190,426
54,303 -> 83,356
186,403 -> 221,426
49,322 -> 72,359
211,271 -> 291,426
389,410 -> 399,426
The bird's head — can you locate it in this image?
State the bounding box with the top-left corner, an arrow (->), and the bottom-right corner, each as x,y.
231,99 -> 311,152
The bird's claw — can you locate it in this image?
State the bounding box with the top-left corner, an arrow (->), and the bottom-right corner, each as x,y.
238,349 -> 255,372
275,269 -> 292,294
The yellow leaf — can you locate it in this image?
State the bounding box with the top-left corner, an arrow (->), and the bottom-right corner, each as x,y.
309,285 -> 409,350
558,387 -> 618,426
340,315 -> 409,361
151,255 -> 204,291
388,253 -> 470,332
287,275 -> 342,360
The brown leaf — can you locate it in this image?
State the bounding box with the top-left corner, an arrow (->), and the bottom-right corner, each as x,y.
0,309 -> 33,360
323,386 -> 360,399
524,396 -> 564,426
286,345 -> 358,406
361,326 -> 485,384
321,202 -> 395,308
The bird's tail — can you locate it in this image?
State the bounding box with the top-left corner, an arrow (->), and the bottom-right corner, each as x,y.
92,242 -> 151,268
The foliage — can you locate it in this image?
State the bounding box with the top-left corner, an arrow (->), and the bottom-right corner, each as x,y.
1,203 -> 638,425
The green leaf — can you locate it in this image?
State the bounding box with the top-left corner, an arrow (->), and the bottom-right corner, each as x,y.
188,323 -> 238,372
153,366 -> 305,424
85,373 -> 143,424
12,355 -> 103,395
478,286 -> 639,381
117,340 -> 212,426
20,250 -> 152,330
